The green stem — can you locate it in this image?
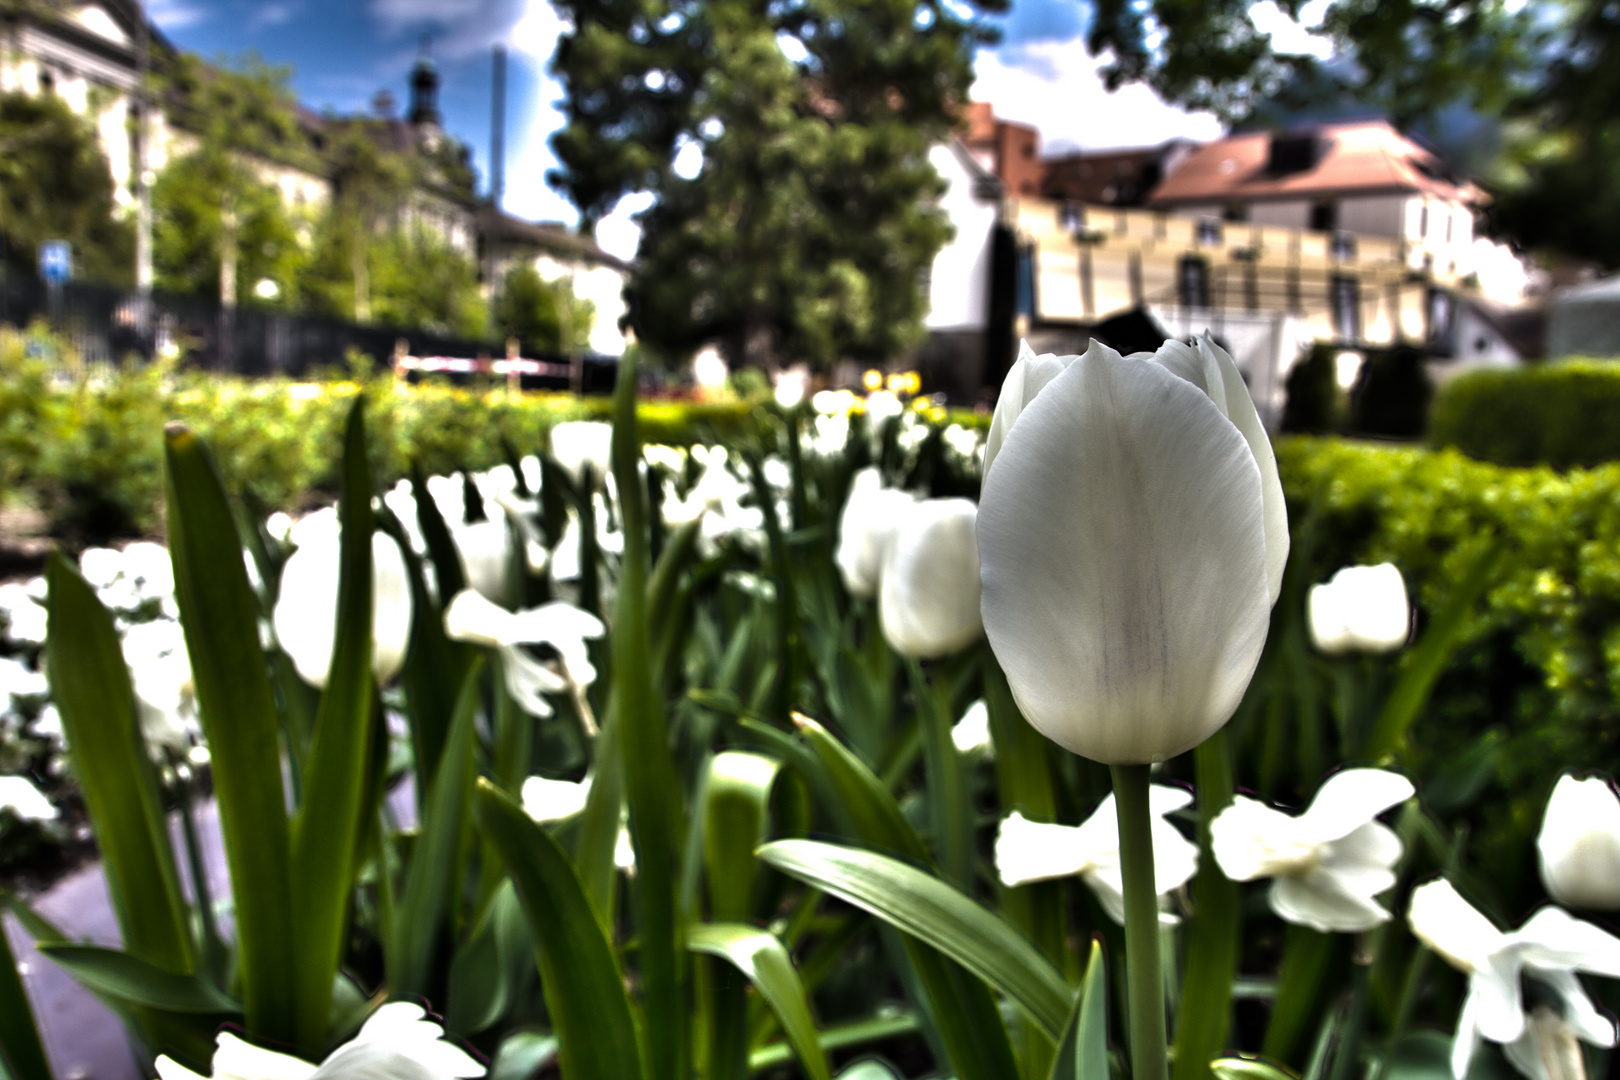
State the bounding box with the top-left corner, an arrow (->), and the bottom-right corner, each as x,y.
1112,762 -> 1169,1080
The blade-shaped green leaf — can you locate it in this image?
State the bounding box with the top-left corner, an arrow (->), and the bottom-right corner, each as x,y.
788,715 -> 930,864
907,660 -> 973,892
491,1031 -> 559,1080
759,839 -> 1075,1040
689,923 -> 830,1080
704,751 -> 781,922
0,904 -> 52,1080
1047,939 -> 1107,1080
289,397 -> 378,1053
1362,539 -> 1502,760
165,422 -> 298,1046
391,656 -> 485,998
1212,1058 -> 1300,1080
747,1013 -> 922,1074
37,945 -> 240,1014
473,779 -> 647,1080
1174,729 -> 1242,1080
44,555 -> 193,975
610,349 -> 687,1080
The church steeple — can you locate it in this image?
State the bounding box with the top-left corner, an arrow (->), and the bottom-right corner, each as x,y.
408,35 -> 441,130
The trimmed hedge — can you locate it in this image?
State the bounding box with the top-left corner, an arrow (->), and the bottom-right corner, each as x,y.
1277,436 -> 1620,887
1430,358 -> 1620,468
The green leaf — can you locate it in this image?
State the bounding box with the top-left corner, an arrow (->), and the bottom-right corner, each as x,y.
164,422 -> 298,1046
473,779 -> 647,1080
391,656 -> 485,998
0,899 -> 52,1080
44,555 -> 193,975
36,945 -> 240,1015
747,1013 -> 922,1074
1048,939 -> 1108,1080
704,751 -> 782,922
491,1031 -> 559,1080
1174,729 -> 1242,1080
1261,926 -> 1347,1069
610,349 -> 688,1080
907,660 -> 973,892
788,715 -> 930,865
1212,1058 -> 1299,1080
689,923 -> 831,1080
758,838 -> 1075,1040
1362,538 -> 1503,760
574,700 -> 625,925
288,397 -> 378,1053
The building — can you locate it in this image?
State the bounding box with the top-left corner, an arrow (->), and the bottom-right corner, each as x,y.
478,208 -> 632,356
1041,141 -> 1197,207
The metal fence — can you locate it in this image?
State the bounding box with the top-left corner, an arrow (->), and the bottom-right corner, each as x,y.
0,273 -> 620,391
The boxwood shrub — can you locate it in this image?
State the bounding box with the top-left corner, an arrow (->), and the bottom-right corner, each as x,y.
1429,359 -> 1620,468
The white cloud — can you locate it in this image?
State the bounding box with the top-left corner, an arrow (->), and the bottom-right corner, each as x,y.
1248,0 -> 1334,59
971,38 -> 1224,152
497,0 -> 577,223
148,0 -> 208,29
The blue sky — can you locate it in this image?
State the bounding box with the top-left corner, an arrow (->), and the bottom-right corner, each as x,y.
146,0 -> 1331,256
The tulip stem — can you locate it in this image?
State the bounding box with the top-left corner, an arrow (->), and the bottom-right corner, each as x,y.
1112,762 -> 1169,1080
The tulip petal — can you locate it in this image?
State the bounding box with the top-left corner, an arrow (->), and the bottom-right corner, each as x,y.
1298,768 -> 1414,844
979,349 -> 1270,764
1409,879 -> 1507,973
1538,773 -> 1620,911
982,341 -> 1081,480
879,498 -> 983,659
1269,867 -> 1392,932
272,531 -> 413,688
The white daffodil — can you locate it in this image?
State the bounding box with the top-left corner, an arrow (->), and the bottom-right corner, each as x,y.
977,337 -> 1288,764
453,516 -> 512,603
1308,563 -> 1411,655
120,617 -> 200,755
880,498 -> 982,660
0,774 -> 57,821
996,786 -> 1198,925
272,520 -> 413,689
443,590 -> 605,721
952,699 -> 993,757
521,773 -> 635,872
0,656 -> 48,711
549,421 -> 613,487
834,467 -> 917,599
155,1001 -> 484,1080
1408,878 -> 1620,1080
1211,767 -> 1413,932
1538,773 -> 1620,911
0,582 -> 47,646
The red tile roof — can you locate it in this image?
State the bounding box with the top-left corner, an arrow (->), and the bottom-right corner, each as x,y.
1147,120 -> 1481,207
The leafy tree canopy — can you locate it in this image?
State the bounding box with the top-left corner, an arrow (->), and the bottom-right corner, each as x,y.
152,150 -> 304,303
0,90 -> 132,285
548,0 -> 1006,368
494,264 -> 596,354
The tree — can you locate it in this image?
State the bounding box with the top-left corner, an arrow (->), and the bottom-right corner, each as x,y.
493,264 -> 595,353
548,0 -> 1005,368
0,90 -> 133,284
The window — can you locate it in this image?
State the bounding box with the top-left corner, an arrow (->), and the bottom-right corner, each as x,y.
1223,201 -> 1249,223
1178,255 -> 1210,309
1309,199 -> 1337,232
1330,232 -> 1356,261
1331,275 -> 1360,340
1196,218 -> 1223,247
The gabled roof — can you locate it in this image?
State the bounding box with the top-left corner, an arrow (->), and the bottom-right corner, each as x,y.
1147,120 -> 1481,207
479,208 -> 630,272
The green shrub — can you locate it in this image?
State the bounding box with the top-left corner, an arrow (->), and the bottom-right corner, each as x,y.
1346,344 -> 1432,438
1280,342 -> 1343,434
1429,358 -> 1620,468
1277,436 -> 1620,890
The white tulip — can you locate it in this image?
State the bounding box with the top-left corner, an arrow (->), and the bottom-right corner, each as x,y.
1211,767 -> 1413,932
443,590 -> 605,719
0,774 -> 57,821
155,1001 -> 484,1080
864,390 -> 903,427
977,336 -> 1288,764
1408,878 -> 1620,1080
549,421 -> 614,487
951,699 -> 993,757
272,525 -> 413,689
996,785 -> 1198,925
1538,773 -> 1620,910
453,517 -> 512,603
834,468 -> 917,599
0,583 -> 48,645
879,497 -> 982,660
121,618 -> 199,754
1308,563 -> 1410,655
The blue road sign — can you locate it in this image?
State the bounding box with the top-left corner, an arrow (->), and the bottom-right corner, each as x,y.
38,241 -> 72,285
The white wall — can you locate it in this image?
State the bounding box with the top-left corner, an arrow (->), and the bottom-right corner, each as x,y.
1337,194 -> 1407,238
1250,200 -> 1310,230
925,143 -> 998,331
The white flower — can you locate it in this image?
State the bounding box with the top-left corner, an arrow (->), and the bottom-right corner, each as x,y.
1408,878 -> 1620,1080
951,699 -> 993,757
863,390 -> 903,427
443,590 -> 604,719
121,618 -> 200,754
549,421 -> 613,487
977,336 -> 1288,764
271,523 -> 414,689
834,468 -> 916,599
1538,773 -> 1620,911
1211,767 -> 1413,932
996,785 -> 1198,925
0,583 -> 48,645
0,774 -> 57,821
453,517 -> 512,603
880,497 -> 982,659
0,656 -> 48,708
521,774 -> 635,872
1308,563 -> 1410,655
155,1001 -> 484,1080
